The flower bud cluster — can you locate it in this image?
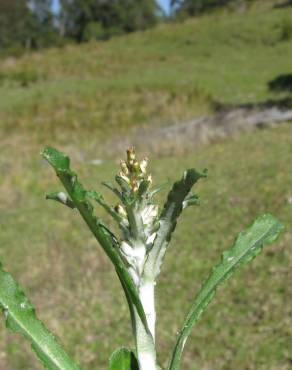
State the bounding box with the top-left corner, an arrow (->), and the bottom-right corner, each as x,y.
115,147 -> 154,221
119,147 -> 151,193
115,147 -> 159,285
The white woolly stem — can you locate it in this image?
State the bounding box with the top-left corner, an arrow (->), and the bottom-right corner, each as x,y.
134,279 -> 157,370
124,193 -> 158,369
140,280 -> 156,340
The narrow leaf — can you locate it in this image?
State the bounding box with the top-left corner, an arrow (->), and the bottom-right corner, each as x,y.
150,182 -> 170,198
102,181 -> 124,202
145,168 -> 207,278
46,192 -> 75,209
108,348 -> 139,370
137,179 -> 151,200
168,214 -> 284,370
42,146 -> 150,333
103,181 -> 133,206
182,194 -> 200,209
0,264 -> 81,370
115,175 -> 132,194
87,190 -> 127,228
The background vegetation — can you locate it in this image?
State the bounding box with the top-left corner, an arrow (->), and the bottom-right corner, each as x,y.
0,0 -> 291,369
0,0 -> 161,56
2,0 -> 291,55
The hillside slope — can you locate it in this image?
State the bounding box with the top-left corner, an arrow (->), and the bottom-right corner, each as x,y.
0,0 -> 291,146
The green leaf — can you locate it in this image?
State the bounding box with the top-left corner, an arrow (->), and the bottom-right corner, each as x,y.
103,181 -> 133,206
42,146 -> 150,334
115,175 -> 132,194
182,193 -> 200,209
168,214 -> 284,370
102,181 -> 124,202
149,182 -> 170,198
87,189 -> 121,223
137,179 -> 151,200
87,190 -> 128,230
145,168 -> 207,278
0,265 -> 82,370
46,192 -> 75,209
108,348 -> 139,370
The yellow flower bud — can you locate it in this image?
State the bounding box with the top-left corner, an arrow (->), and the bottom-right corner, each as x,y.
120,160 -> 129,175
140,157 -> 148,174
131,179 -> 139,192
115,204 -> 127,218
127,147 -> 136,163
119,171 -> 130,184
132,161 -> 140,173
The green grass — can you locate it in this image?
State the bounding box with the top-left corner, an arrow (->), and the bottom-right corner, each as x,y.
0,0 -> 292,144
0,123 -> 291,369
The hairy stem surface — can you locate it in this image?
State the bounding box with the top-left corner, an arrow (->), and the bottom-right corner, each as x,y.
134,279 -> 157,370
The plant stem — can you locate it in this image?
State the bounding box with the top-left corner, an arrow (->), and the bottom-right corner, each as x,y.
140,280 -> 156,340
134,279 -> 157,370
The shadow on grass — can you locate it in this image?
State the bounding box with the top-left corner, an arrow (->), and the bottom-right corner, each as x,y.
213,74 -> 292,113
268,73 -> 292,93
215,97 -> 292,113
274,0 -> 292,9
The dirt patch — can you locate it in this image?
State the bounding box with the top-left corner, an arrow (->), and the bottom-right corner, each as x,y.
104,106 -> 292,156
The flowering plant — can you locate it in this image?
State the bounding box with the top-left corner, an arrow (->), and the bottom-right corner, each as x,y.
0,147 -> 284,370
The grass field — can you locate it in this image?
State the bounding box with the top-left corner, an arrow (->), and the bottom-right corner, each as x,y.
0,0 -> 292,145
0,123 -> 291,370
0,0 -> 291,369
